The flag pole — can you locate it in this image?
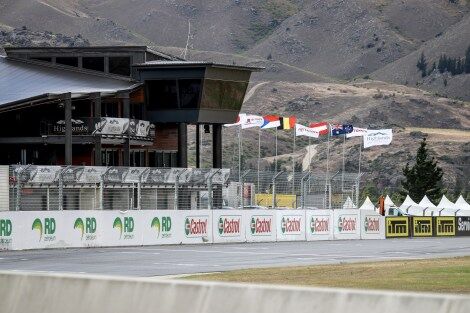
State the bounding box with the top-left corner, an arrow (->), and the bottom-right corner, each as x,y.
358,140 -> 362,178
325,124 -> 331,209
275,127 -> 278,174
238,126 -> 242,190
292,125 -> 296,194
341,133 -> 346,192
257,127 -> 261,193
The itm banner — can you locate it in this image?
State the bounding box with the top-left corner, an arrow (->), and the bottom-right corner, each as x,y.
435,217 -> 455,236
456,216 -> 470,236
412,217 -> 433,237
385,217 -> 410,238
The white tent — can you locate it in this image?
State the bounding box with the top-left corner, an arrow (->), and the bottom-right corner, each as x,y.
343,196 -> 356,209
437,195 -> 456,209
359,197 -> 375,210
384,195 -> 396,209
455,195 -> 470,211
418,195 -> 436,208
400,195 -> 423,216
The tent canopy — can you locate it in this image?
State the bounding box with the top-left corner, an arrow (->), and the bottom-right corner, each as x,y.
343,196 -> 356,209
418,195 -> 436,208
400,195 -> 419,209
455,195 -> 470,210
437,195 -> 456,209
359,196 -> 375,210
384,195 -> 396,208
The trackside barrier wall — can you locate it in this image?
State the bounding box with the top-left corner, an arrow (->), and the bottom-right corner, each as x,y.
386,216 -> 466,238
2,272 -> 470,313
0,210 -> 385,250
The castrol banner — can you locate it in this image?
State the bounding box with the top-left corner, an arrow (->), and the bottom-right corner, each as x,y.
212,210 -> 245,243
276,210 -> 306,242
244,211 -> 276,242
333,209 -> 360,240
306,210 -> 333,241
181,210 -> 212,244
360,210 -> 385,239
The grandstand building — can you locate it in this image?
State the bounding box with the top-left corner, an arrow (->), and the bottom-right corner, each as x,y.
0,46 -> 261,168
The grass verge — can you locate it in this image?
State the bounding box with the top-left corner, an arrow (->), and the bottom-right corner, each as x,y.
181,257 -> 470,294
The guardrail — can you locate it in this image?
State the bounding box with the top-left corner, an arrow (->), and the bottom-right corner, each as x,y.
1,271 -> 469,313
0,209 -> 384,250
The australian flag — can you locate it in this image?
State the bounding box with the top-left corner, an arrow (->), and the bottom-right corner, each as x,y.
330,124 -> 353,136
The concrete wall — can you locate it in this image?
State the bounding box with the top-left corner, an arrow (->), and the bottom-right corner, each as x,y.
0,271 -> 469,313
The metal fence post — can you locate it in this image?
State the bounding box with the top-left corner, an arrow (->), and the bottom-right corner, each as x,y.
100,167 -> 111,211
15,165 -> 31,211
300,172 -> 310,210
174,169 -> 187,210
58,166 -> 70,211
240,170 -> 250,209
271,171 -> 283,209
137,168 -> 150,210
207,169 -> 221,210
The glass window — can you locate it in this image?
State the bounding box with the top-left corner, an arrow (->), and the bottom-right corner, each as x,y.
56,57 -> 78,67
146,80 -> 178,110
109,56 -> 131,76
200,79 -> 248,110
178,79 -> 202,109
83,57 -> 105,72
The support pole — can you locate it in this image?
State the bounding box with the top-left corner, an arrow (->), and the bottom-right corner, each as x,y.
292,126 -> 296,194
196,124 -> 200,168
257,127 -> 261,193
341,134 -> 346,192
63,93 -> 72,165
92,92 -> 102,166
325,125 -> 331,209
121,92 -> 131,167
275,127 -> 278,173
272,171 -> 283,209
177,123 -> 188,168
212,124 -> 222,168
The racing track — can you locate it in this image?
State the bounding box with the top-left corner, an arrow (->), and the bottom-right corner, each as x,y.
0,238 -> 469,277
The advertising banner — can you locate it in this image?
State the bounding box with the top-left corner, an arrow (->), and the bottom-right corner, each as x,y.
141,210 -> 181,245
360,211 -> 385,240
100,210 -> 144,247
180,210 -> 212,244
456,216 -> 470,236
385,217 -> 410,238
244,211 -> 276,243
212,210 -> 245,243
435,217 -> 455,236
0,211 -> 18,250
61,211 -> 102,248
412,216 -> 433,237
333,209 -> 360,240
276,210 -> 306,241
93,117 -> 129,135
363,129 -> 393,148
305,210 -> 333,241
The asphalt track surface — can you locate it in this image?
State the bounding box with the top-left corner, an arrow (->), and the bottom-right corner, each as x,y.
0,238 -> 469,277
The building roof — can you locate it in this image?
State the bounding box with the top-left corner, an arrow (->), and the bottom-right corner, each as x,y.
133,60 -> 264,72
0,56 -> 140,109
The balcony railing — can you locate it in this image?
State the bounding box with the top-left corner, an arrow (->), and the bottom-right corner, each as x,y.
40,117 -> 155,140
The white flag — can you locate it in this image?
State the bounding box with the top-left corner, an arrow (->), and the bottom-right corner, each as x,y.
295,123 -> 319,138
363,129 -> 393,148
241,114 -> 264,129
224,113 -> 246,127
346,127 -> 368,138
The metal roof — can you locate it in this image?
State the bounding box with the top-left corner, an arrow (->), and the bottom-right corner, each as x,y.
0,56 -> 139,108
133,60 -> 264,71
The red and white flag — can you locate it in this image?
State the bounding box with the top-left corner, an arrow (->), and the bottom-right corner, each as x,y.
261,115 -> 281,129
308,122 -> 329,135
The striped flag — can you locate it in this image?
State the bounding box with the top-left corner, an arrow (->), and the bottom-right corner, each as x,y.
279,116 -> 296,130
308,122 -> 329,135
261,115 -> 281,129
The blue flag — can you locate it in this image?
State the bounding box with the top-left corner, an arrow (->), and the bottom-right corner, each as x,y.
330,124 -> 353,136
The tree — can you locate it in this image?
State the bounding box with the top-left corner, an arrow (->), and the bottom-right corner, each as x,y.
401,138 -> 443,204
416,52 -> 427,77
465,45 -> 470,74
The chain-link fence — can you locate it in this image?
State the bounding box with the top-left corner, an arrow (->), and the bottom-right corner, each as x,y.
6,165 -> 361,211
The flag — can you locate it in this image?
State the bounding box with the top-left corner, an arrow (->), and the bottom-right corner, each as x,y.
346,127 -> 368,138
241,114 -> 264,129
295,124 -> 319,138
363,129 -> 393,148
330,124 -> 353,136
279,116 -> 296,130
308,122 -> 329,135
224,113 -> 246,127
261,115 -> 281,129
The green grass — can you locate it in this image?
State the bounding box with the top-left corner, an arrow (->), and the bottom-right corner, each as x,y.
182,257 -> 470,294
